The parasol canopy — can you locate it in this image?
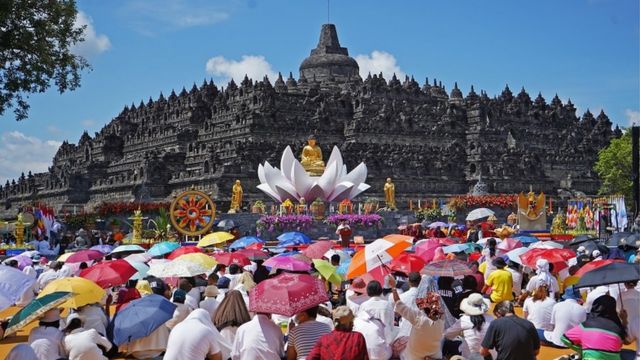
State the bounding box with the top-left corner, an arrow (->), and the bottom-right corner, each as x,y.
303,241 -> 334,259
528,241 -> 565,250
197,231 -> 235,247
496,238 -> 523,252
249,273 -> 329,317
414,238 -> 442,263
111,244 -> 146,254
465,208 -> 494,221
4,292 -> 73,336
39,277 -> 106,308
263,255 -> 311,272
575,262 -> 640,288
90,245 -> 113,254
128,261 -> 150,280
0,265 -> 36,311
125,252 -> 152,263
5,254 -> 32,269
66,250 -> 104,263
513,234 -> 539,244
147,242 -> 180,257
519,248 -> 575,270
443,243 -> 479,254
111,294 -> 176,345
80,259 -> 137,289
147,259 -> 208,278
389,253 -> 425,275
346,236 -> 412,279
229,236 -> 264,250
312,259 -> 343,286
421,259 -> 472,277
235,249 -> 269,261
213,252 -> 251,266
324,249 -> 350,264
505,247 -> 530,265
216,219 -> 236,230
174,253 -> 217,269
166,246 -> 202,260
427,221 -> 448,229
574,259 -> 624,277
277,231 -> 312,246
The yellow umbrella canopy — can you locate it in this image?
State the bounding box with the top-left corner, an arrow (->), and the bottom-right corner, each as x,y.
38,277 -> 106,308
312,259 -> 343,286
57,252 -> 75,262
174,253 -> 217,270
197,231 -> 235,247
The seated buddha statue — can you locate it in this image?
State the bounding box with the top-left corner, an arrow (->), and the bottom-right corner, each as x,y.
300,135 -> 325,176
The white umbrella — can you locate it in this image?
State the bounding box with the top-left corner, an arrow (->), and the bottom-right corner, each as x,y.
476,237 -> 503,246
528,241 -> 564,249
125,252 -> 152,263
324,249 -> 350,264
505,247 -> 530,265
147,259 -> 208,278
0,266 -> 36,311
465,208 -> 495,221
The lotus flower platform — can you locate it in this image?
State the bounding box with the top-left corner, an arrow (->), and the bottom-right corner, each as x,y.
257,146 -> 370,202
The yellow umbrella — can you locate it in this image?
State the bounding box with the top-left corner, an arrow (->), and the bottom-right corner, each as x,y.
312,259 -> 343,286
38,277 -> 106,309
57,252 -> 75,262
174,253 -> 217,269
197,231 -> 235,247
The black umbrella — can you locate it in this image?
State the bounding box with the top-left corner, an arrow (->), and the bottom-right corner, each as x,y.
605,233 -> 640,248
574,262 -> 640,288
569,235 -> 599,247
570,239 -> 608,256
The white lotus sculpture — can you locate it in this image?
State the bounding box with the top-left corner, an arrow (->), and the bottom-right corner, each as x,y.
257,146 -> 370,202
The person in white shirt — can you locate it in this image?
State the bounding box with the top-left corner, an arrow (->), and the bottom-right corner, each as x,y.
5,344 -> 38,360
28,309 -> 65,360
353,308 -> 391,360
523,283 -> 556,332
524,259 -> 560,299
164,309 -> 223,360
346,277 -> 370,315
357,280 -> 396,345
388,277 -> 445,360
200,285 -> 220,322
224,264 -> 242,290
62,313 -> 112,360
231,312 -> 284,360
17,265 -> 37,306
542,286 -> 587,347
178,278 -> 201,311
617,281 -> 640,357
75,303 -> 108,336
396,272 -> 421,339
444,293 -> 496,359
36,261 -> 62,291
165,289 -> 191,330
506,261 -> 523,298
583,285 -> 619,313
233,271 -> 256,308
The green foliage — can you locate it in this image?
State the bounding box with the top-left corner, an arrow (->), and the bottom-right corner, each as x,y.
594,130 -> 632,202
415,207 -> 442,222
0,0 -> 89,120
148,208 -> 172,240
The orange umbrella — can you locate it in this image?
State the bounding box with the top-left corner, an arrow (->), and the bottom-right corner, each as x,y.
346,236 -> 412,279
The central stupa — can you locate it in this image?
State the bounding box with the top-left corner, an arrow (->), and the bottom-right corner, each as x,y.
299,24 -> 360,82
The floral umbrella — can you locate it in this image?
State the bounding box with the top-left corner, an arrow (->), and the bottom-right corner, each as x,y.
303,241 -> 334,259
213,252 -> 251,266
235,249 -> 269,261
249,273 -> 329,317
421,259 -> 472,277
263,255 -> 311,272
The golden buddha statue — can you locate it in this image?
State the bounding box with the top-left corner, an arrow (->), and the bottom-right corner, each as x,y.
384,177 -> 396,210
229,180 -> 243,213
300,135 -> 325,176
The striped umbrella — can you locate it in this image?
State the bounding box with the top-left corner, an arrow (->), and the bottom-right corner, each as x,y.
421,259 -> 472,277
346,236 -> 412,279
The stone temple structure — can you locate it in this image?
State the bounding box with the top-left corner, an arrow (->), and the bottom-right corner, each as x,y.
0,24 -> 621,214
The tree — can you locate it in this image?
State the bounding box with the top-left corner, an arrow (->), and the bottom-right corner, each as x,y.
0,0 -> 88,121
594,129 -> 632,202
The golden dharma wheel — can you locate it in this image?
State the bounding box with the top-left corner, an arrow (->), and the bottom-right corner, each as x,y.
170,189 -> 216,236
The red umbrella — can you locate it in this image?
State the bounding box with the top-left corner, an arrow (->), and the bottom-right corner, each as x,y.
235,249 -> 269,261
575,259 -> 624,277
80,259 -> 137,288
302,241 -> 335,259
519,248 -> 575,270
437,237 -> 457,246
496,238 -> 523,253
213,252 -> 251,266
421,259 -> 472,277
249,273 -> 329,316
66,250 -> 104,264
246,242 -> 263,250
167,246 -> 202,260
389,253 -> 425,275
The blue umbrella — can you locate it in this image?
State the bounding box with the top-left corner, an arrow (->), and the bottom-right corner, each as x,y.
90,245 -> 113,254
111,294 -> 176,345
513,234 -> 539,244
277,231 -> 311,246
229,236 -> 264,250
147,242 -> 180,257
443,243 -> 478,254
336,259 -> 351,276
128,261 -> 150,280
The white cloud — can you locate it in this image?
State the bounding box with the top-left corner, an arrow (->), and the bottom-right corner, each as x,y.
81,119 -> 97,128
625,109 -> 640,126
205,55 -> 277,84
355,50 -> 405,80
0,132 -> 61,184
71,11 -> 111,58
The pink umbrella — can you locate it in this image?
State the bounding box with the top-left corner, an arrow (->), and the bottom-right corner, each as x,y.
6,254 -> 32,270
213,252 -> 251,266
302,241 -> 334,260
249,273 -> 329,316
263,256 -> 311,272
414,239 -> 441,262
66,250 -> 104,264
496,238 -> 523,253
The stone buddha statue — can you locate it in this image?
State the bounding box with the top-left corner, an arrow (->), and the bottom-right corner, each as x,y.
229,179 -> 243,213
300,135 -> 325,176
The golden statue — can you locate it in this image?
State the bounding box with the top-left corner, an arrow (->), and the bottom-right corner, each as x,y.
300,135 -> 325,176
384,177 -> 396,210
229,180 -> 243,213
131,208 -> 143,243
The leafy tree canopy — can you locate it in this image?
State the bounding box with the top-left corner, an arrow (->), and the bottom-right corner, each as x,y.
594,129 -> 632,201
0,0 -> 88,121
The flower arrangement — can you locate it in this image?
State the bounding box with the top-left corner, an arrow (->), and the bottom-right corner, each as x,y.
64,212 -> 98,230
324,214 -> 383,228
96,202 -> 171,216
447,194 -> 517,211
415,207 -> 442,222
251,200 -> 266,214
256,214 -> 314,234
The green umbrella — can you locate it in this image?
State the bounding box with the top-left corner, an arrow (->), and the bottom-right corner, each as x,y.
5,291 -> 73,336
312,259 -> 343,286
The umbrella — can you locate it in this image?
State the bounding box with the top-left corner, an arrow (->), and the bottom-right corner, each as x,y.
5,254 -> 32,269
428,221 -> 448,229
66,250 -> 104,263
147,259 -> 208,277
575,262 -> 640,288
147,242 -> 181,257
303,241 -> 334,259
383,234 -> 414,243
125,252 -> 152,263
174,253 -> 217,269
128,261 -> 150,280
477,237 -> 502,246
346,236 -> 412,279
414,238 -> 442,262
246,242 -> 264,250
312,259 -> 343,286
264,255 -> 311,272
112,294 -> 176,345
229,236 -> 264,250
235,249 -> 269,261
112,244 -> 146,254
90,245 -> 113,254
57,252 -> 75,262
519,248 -> 575,269
277,232 -> 312,246
216,219 -> 236,230
443,243 -> 478,254
336,259 -> 350,276
513,234 -> 539,244
421,259 -> 472,277
575,259 -> 624,277
606,233 -> 640,248
4,291 -> 73,336
496,238 -> 523,252
528,241 -> 564,250
197,231 -> 235,247
249,273 -> 329,317
0,265 -> 36,311
569,235 -> 599,247
389,253 -> 425,275
166,246 -> 202,260
213,252 -> 251,266
39,277 -> 106,308
80,259 -> 138,288
505,247 -> 530,265
466,208 -> 494,221
324,249 -> 350,264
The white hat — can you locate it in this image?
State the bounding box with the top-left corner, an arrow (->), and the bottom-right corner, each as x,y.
204,285 -> 219,298
460,293 -> 490,316
577,246 -> 586,254
65,312 -> 82,327
592,250 -> 601,258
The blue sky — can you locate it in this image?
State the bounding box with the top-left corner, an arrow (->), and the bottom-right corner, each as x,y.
1,0 -> 638,182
